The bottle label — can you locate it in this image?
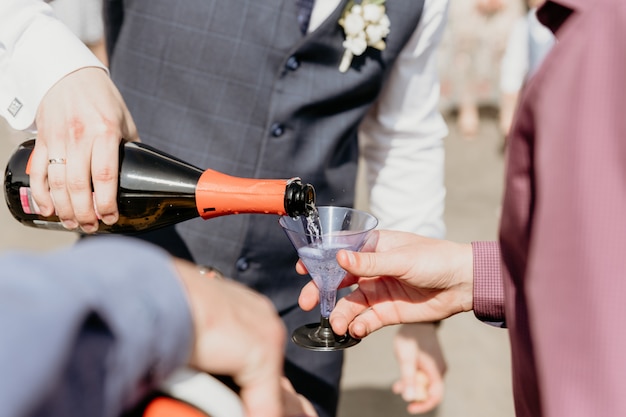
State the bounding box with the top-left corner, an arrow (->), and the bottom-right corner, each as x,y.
19,187 -> 41,215
19,188 -> 66,230
19,187 -> 102,219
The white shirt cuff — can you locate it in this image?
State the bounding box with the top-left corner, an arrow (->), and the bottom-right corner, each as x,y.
1,15 -> 106,131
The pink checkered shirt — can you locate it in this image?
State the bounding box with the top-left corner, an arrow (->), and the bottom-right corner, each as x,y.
470,1 -> 626,416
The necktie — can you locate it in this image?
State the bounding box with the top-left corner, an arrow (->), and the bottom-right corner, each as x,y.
296,0 -> 315,34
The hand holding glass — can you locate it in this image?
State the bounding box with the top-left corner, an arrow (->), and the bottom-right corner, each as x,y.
279,206 -> 378,351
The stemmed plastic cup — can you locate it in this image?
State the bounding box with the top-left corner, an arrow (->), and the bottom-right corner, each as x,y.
279,206 -> 378,351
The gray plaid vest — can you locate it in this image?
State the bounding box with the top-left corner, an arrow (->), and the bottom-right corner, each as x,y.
105,0 -> 425,310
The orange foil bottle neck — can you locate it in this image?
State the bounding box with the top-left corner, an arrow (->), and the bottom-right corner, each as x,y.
195,169 -> 289,219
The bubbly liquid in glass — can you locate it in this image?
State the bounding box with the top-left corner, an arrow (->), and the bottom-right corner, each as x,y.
297,242 -> 350,317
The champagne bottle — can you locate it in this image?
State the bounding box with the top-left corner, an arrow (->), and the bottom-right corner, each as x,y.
3,139 -> 316,234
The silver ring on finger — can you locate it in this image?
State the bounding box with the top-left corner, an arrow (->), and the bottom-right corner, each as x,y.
48,158 -> 67,165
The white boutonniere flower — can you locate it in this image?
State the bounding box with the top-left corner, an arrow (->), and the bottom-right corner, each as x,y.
338,0 -> 390,73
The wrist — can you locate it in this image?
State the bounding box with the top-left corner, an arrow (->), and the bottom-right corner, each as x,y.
452,242 -> 475,313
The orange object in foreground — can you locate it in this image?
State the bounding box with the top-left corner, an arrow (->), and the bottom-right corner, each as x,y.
142,397 -> 211,417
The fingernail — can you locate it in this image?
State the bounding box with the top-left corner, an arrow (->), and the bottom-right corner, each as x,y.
61,220 -> 78,230
80,223 -> 99,234
101,214 -> 118,225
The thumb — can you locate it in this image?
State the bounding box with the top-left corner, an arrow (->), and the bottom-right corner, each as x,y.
238,374 -> 283,417
119,101 -> 139,143
122,117 -> 140,143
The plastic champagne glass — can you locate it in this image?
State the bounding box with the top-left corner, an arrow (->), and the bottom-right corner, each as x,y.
279,206 -> 378,351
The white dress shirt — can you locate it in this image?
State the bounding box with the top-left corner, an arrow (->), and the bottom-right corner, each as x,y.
0,0 -> 449,238
312,0 -> 449,238
0,0 -> 106,130
48,0 -> 105,44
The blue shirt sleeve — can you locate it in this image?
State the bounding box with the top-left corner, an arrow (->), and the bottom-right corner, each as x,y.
0,236 -> 193,417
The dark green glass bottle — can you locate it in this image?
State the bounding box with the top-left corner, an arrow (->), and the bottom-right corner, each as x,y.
4,139 -> 316,234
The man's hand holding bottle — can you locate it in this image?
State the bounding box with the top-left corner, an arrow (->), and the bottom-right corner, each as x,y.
30,67 -> 137,233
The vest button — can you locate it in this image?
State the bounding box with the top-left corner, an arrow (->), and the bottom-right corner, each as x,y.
270,123 -> 285,137
236,257 -> 250,272
285,56 -> 300,71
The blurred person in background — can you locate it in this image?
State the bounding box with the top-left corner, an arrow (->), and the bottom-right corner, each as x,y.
499,0 -> 554,140
438,0 -> 523,139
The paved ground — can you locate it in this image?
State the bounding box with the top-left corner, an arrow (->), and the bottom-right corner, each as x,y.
338,110 -> 514,417
0,112 -> 515,417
